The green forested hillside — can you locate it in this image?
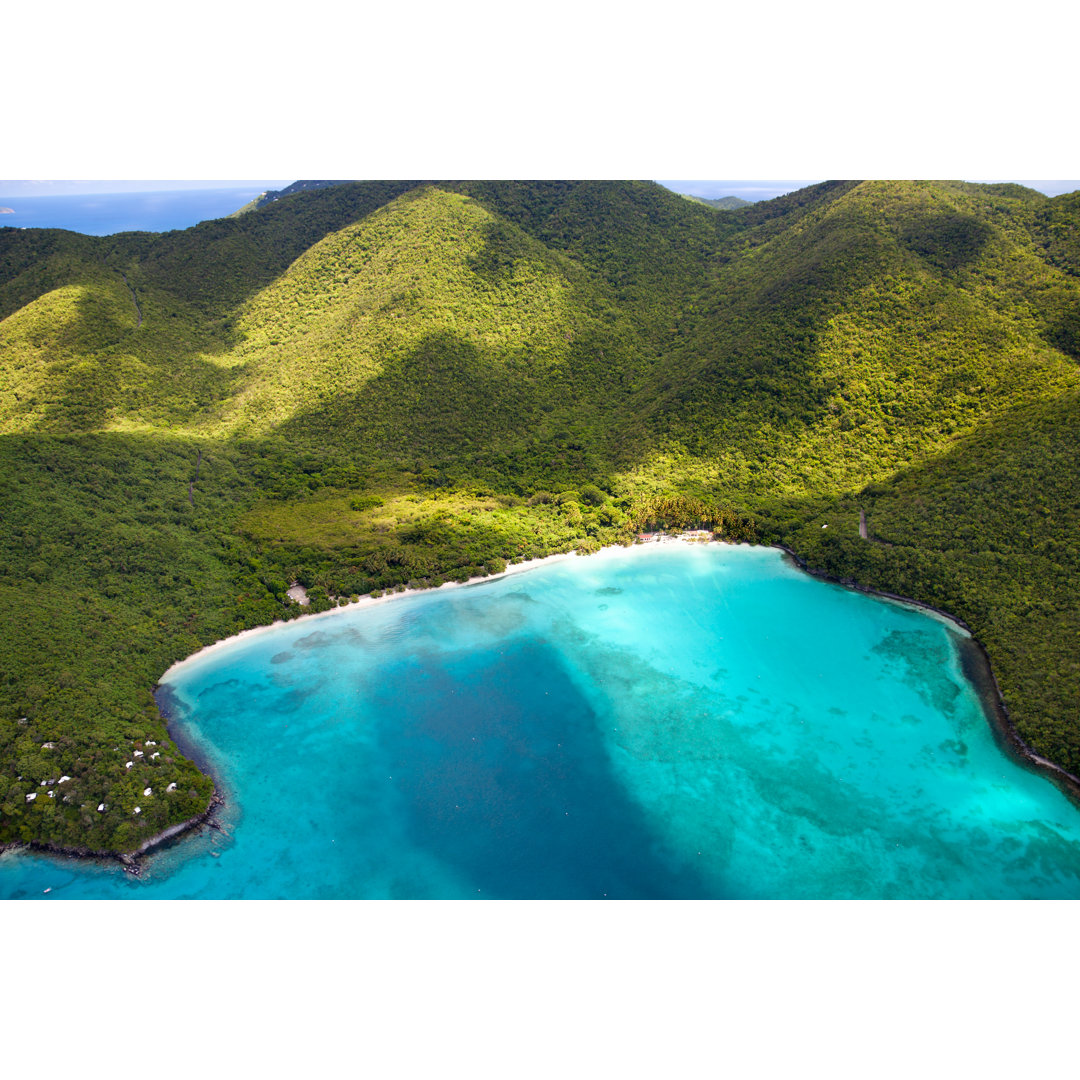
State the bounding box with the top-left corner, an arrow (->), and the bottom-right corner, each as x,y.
1,179 -> 1078,854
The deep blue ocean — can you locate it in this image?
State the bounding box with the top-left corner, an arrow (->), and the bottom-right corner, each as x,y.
0,189 -> 264,235
4,542 -> 1080,899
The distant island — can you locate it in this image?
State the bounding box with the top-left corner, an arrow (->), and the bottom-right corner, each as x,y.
681,194 -> 751,209
1,179 -> 1079,863
230,179 -> 352,216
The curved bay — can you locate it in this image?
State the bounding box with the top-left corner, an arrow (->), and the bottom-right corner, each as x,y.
4,542 -> 1080,899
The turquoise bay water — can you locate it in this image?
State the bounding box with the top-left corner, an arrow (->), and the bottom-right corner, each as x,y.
4,542 -> 1080,899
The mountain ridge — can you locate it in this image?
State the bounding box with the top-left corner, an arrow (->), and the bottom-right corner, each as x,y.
2,178 -> 1079,855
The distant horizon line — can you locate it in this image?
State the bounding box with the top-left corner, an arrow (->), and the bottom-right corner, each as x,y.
2,179 -> 1077,201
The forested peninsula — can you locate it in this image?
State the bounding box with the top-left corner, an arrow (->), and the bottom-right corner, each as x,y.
2,179 -> 1079,857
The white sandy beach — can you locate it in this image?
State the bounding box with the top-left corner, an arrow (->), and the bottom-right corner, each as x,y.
159,532 -> 974,687
156,535 -> 731,683
159,544 -> 611,682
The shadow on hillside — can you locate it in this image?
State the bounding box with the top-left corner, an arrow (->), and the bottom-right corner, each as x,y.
111,181 -> 423,315
899,211 -> 993,272
466,218 -> 535,284
26,282 -> 245,435
764,387 -> 1080,564
8,184 -> 427,435
275,330 -> 548,458
762,388 -> 1080,773
1047,306 -> 1080,362
267,321 -> 671,496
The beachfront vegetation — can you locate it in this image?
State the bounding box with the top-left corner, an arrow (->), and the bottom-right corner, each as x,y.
1,179 -> 1079,853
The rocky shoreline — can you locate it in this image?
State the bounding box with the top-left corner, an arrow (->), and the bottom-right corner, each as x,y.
0,791 -> 224,876
0,680 -> 232,877
774,543 -> 1080,805
9,535 -> 1079,880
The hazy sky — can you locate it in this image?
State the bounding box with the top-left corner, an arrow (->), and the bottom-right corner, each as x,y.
660,181 -> 812,201
661,180 -> 1078,200
0,180 -> 290,198
4,179 -> 1075,202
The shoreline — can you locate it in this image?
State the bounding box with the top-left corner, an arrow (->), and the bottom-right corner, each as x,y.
12,533 -> 1079,877
775,543 -> 1080,805
162,530 -> 1080,807
0,792 -> 223,876
158,541 -> 642,683
141,544 -> 627,871
4,542 -> 639,878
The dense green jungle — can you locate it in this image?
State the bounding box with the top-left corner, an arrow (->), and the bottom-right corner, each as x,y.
2,178 -> 1079,855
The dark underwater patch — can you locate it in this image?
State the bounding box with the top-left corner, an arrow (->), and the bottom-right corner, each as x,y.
370,638 -> 715,898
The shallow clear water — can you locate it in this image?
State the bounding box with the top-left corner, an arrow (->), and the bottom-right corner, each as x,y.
4,543 -> 1080,899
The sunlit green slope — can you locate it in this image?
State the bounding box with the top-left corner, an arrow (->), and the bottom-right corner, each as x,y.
212,186 -> 643,451
633,179 -> 1080,492
1,179 -> 1079,854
